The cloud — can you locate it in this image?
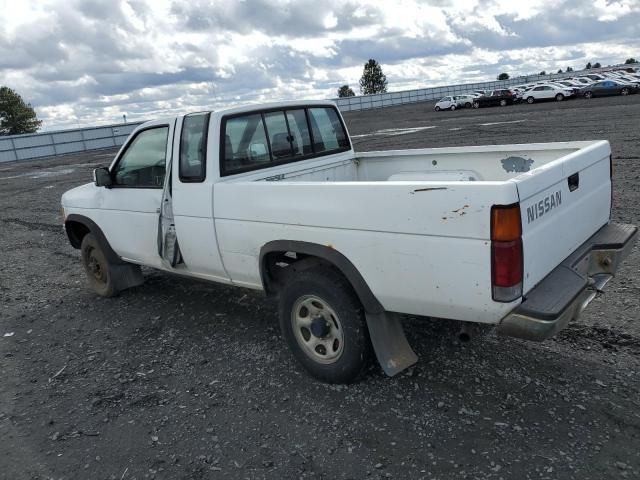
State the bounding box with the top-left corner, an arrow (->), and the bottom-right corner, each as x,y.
170,0 -> 383,37
0,0 -> 638,130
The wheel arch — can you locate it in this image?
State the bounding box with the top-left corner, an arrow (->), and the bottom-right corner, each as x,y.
64,214 -> 123,264
259,240 -> 384,314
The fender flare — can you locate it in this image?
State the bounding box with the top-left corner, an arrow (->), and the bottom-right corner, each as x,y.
64,214 -> 123,264
259,240 -> 384,314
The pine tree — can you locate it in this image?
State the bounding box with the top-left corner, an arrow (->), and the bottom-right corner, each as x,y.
585,62 -> 592,69
337,85 -> 355,97
359,59 -> 388,95
0,87 -> 42,135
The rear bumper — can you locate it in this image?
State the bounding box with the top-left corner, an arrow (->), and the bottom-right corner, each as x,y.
497,222 -> 637,341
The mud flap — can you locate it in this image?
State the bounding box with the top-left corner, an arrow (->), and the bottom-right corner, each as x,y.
365,311 -> 418,377
110,263 -> 144,291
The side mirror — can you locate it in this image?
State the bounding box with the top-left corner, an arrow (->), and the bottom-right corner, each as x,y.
93,167 -> 113,187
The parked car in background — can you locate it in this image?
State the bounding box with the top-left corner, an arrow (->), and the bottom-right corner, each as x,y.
454,95 -> 476,108
580,80 -> 637,98
472,90 -> 515,108
547,82 -> 580,97
509,88 -> 525,102
434,96 -> 459,111
612,75 -> 640,87
522,84 -> 574,103
557,80 -> 585,89
573,77 -> 596,86
583,74 -> 607,82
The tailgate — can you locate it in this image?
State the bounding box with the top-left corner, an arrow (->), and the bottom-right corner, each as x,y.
514,141 -> 612,294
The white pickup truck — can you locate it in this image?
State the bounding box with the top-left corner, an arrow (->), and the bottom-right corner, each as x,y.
61,100 -> 637,383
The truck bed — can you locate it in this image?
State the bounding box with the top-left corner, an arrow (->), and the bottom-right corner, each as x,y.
229,142 -> 596,184
215,141 -> 612,323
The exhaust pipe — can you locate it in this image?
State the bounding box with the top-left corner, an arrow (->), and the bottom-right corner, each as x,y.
457,323 -> 473,343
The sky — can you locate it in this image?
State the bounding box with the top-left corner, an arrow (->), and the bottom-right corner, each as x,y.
0,0 -> 638,131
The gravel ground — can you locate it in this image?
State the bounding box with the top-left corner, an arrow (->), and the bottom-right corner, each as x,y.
1,95 -> 639,480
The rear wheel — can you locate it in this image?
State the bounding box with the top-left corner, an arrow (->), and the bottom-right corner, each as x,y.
278,266 -> 371,384
499,99 -> 507,106
80,234 -> 118,297
555,93 -> 564,101
465,102 -> 471,108
472,102 -> 480,109
584,91 -> 593,99
621,88 -> 630,96
526,96 -> 535,104
450,104 -> 456,111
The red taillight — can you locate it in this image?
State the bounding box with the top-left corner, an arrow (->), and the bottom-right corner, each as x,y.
492,240 -> 523,286
491,204 -> 523,302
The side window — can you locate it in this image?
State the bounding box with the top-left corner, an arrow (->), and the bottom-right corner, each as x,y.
263,111 -> 292,160
308,107 -> 349,153
113,127 -> 169,187
533,86 -> 543,91
179,113 -> 209,182
286,109 -> 313,157
223,114 -> 270,174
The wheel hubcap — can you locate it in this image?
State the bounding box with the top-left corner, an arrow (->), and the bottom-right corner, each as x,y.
86,248 -> 106,284
291,295 -> 344,364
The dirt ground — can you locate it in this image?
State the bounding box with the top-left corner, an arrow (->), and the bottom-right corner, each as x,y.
1,95 -> 639,480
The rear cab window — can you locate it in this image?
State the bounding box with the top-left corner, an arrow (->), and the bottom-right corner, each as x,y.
220,105 -> 350,176
179,113 -> 210,182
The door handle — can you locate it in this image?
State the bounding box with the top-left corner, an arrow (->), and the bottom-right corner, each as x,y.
568,172 -> 579,192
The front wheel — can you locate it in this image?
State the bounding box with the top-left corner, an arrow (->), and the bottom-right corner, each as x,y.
499,99 -> 507,106
450,104 -> 456,111
526,96 -> 535,104
80,234 -> 119,297
434,106 -> 441,111
584,91 -> 593,99
278,266 -> 371,384
465,102 -> 471,108
555,93 -> 564,101
621,88 -> 629,96
472,102 -> 480,109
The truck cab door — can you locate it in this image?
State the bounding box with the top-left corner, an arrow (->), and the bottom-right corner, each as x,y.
158,113 -> 230,282
98,120 -> 175,268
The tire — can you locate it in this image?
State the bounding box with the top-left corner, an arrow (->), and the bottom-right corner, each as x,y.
435,106 -> 440,111
621,88 -> 629,96
278,266 -> 372,384
584,91 -> 593,99
526,96 -> 534,104
555,93 -> 564,101
80,234 -> 119,297
472,102 -> 480,109
499,99 -> 507,106
450,104 -> 456,111
465,102 -> 471,108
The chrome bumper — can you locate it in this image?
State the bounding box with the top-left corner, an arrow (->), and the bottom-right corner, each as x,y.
497,222 -> 637,341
